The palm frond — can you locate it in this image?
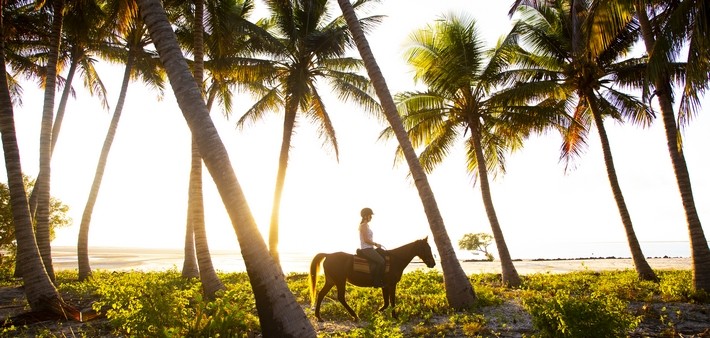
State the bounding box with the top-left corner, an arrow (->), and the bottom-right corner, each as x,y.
598,88 -> 652,127
237,87 -> 283,129
304,87 -> 339,160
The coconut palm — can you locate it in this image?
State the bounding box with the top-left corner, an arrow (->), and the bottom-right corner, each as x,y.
624,0 -> 710,291
25,1 -> 110,232
0,1 -> 65,314
335,0 -> 476,308
77,11 -> 166,281
1,0 -> 56,279
32,0 -> 65,283
385,14 -> 565,287
50,0 -> 110,154
173,0 -> 229,297
238,0 -> 380,267
510,0 -> 659,281
136,0 -> 315,334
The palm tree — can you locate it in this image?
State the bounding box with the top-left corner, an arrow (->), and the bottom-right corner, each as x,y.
136,0 -> 315,335
2,0 -> 55,279
623,0 -> 710,291
384,14 -> 566,287
77,12 -> 166,281
0,1 -> 65,315
335,0 -> 476,309
175,0 -> 227,297
33,0 -> 66,283
238,0 -> 380,267
510,0 -> 659,281
50,0 -> 110,155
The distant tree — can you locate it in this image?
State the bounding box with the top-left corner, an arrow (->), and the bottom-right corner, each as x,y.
0,176 -> 71,272
458,233 -> 494,261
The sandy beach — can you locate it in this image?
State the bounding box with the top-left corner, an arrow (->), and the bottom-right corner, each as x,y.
457,257 -> 691,275
51,246 -> 691,275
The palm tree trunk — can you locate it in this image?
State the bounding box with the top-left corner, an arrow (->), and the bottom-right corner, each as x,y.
181,142 -> 200,278
51,50 -> 79,154
336,0 -> 476,309
191,144 -> 225,298
182,0 -> 205,280
0,15 -> 62,311
137,1 -> 315,335
269,100 -> 297,269
27,55 -> 78,213
470,124 -> 521,287
33,0 -> 66,283
77,50 -> 135,281
587,94 -> 658,281
20,50 -> 78,278
635,1 -> 710,291
187,0 -> 224,296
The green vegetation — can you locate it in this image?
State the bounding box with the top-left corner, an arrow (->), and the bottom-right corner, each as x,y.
0,176 -> 72,271
1,268 -> 706,337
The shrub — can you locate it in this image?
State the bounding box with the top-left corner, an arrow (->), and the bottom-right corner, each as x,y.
91,270 -> 200,336
522,290 -> 640,338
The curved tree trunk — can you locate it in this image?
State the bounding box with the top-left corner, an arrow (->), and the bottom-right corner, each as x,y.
77,51 -> 135,281
20,52 -> 78,278
470,123 -> 521,287
470,123 -> 520,286
587,95 -> 658,281
181,143 -> 200,278
27,54 -> 78,212
137,1 -> 315,335
51,50 -> 79,155
33,0 -> 66,284
187,0 -> 224,296
191,142 -> 225,298
635,2 -> 710,291
181,0 -> 204,280
336,0 -> 476,309
269,99 -> 298,269
0,17 -> 63,311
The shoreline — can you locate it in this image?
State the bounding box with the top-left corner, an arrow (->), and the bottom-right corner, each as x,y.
457,257 -> 690,275
50,247 -> 692,275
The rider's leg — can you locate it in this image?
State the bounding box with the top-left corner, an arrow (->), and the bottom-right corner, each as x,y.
361,248 -> 385,287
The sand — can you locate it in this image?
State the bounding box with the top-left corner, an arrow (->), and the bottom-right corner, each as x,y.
455,257 -> 691,275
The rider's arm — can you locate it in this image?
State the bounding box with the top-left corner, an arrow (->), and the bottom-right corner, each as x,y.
359,225 -> 381,248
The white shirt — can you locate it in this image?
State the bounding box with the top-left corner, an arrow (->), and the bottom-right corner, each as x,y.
359,222 -> 375,249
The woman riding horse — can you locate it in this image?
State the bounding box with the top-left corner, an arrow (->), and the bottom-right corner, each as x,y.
358,207 -> 385,287
309,237 -> 436,321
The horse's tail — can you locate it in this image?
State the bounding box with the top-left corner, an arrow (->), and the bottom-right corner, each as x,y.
309,253 -> 327,306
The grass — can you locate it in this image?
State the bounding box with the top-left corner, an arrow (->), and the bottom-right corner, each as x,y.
0,268 -> 707,337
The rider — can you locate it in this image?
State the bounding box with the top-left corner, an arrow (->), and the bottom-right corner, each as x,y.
358,207 -> 385,287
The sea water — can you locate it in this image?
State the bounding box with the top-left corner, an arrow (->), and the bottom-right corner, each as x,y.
52,240 -> 697,274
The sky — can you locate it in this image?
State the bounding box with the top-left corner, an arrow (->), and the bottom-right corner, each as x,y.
2,0 -> 709,260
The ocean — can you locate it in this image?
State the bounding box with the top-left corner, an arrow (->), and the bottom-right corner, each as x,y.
51,240 -> 695,274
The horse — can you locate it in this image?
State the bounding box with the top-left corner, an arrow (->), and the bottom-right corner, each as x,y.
309,237 -> 436,321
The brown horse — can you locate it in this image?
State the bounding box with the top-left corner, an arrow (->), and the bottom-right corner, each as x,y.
309,237 -> 436,321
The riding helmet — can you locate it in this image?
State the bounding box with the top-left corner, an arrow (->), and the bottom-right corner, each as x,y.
360,207 -> 374,217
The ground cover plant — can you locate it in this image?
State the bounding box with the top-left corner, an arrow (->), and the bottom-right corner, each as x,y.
0,268 -> 708,337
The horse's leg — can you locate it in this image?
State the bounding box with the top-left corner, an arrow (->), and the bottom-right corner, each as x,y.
389,284 -> 398,319
378,287 -> 390,312
335,280 -> 358,320
314,278 -> 335,322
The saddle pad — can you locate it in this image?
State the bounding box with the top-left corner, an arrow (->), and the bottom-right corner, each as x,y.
353,256 -> 390,274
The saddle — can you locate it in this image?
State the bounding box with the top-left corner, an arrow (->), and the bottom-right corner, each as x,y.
354,248 -> 389,274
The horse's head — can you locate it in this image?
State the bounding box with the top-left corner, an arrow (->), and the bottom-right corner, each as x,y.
417,237 -> 436,268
